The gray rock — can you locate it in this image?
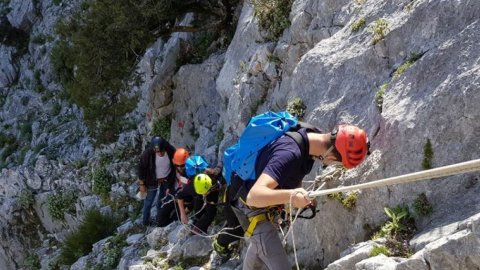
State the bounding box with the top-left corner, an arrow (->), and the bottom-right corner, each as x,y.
0,46 -> 18,88
181,235 -> 212,259
355,255 -> 406,270
70,255 -> 89,270
126,234 -> 144,245
6,0 -> 36,31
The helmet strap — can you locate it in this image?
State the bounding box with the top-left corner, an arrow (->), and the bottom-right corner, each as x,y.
314,145 -> 334,161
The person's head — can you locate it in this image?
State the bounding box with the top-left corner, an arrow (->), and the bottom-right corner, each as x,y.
316,124 -> 370,169
151,136 -> 166,156
173,148 -> 189,173
193,173 -> 213,195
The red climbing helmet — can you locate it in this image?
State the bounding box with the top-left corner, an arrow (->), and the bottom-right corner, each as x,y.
173,148 -> 190,165
332,124 -> 369,169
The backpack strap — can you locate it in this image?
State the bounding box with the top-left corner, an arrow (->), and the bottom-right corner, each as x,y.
285,131 -> 308,161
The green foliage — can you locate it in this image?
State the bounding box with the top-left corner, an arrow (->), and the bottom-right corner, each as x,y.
50,40 -> 75,87
50,103 -> 62,116
351,17 -> 366,32
102,234 -> 127,269
24,254 -> 41,270
91,166 -> 115,198
328,191 -> 357,210
52,0 -> 238,144
422,138 -> 433,170
53,0 -> 62,5
33,70 -> 46,93
71,159 -> 88,169
20,121 -> 32,140
385,237 -> 414,257
59,208 -> 120,265
252,0 -> 293,41
31,34 -> 53,44
369,245 -> 389,257
393,53 -> 423,79
177,31 -> 217,66
19,189 -> 35,208
152,116 -> 171,140
381,206 -> 409,237
216,126 -> 224,143
0,134 -> 18,163
413,193 -> 433,216
371,18 -> 388,45
47,190 -> 77,220
375,83 -> 388,112
267,53 -> 282,65
286,97 -> 306,120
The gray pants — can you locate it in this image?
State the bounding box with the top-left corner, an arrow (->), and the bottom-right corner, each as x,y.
243,221 -> 290,270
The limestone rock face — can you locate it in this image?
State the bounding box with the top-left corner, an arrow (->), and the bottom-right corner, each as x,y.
0,46 -> 18,87
6,0 -> 36,31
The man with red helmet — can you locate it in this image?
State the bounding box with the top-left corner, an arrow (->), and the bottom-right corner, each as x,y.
237,124 -> 369,270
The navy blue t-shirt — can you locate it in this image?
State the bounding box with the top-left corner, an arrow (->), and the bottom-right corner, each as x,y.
251,128 -> 315,190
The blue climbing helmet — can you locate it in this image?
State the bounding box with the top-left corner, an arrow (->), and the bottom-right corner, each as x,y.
185,155 -> 209,177
151,136 -> 165,152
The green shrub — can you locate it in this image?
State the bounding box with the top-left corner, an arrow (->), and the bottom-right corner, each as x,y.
103,234 -> 127,268
59,208 -> 120,265
91,166 -> 115,198
286,97 -> 306,120
252,0 -> 293,41
216,126 -> 224,143
371,18 -> 388,45
151,116 -> 171,140
381,206 -> 410,237
393,52 -> 423,79
0,135 -> 19,162
19,189 -> 35,208
177,31 -> 217,66
53,0 -> 62,5
369,245 -> 389,257
328,191 -> 358,210
47,190 -> 77,220
51,103 -> 62,116
413,193 -> 433,216
351,17 -> 366,32
51,0 -> 238,144
422,138 -> 433,170
20,121 -> 32,139
24,254 -> 41,270
375,83 -> 388,112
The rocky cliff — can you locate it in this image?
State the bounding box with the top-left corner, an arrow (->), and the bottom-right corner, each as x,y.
0,0 -> 479,269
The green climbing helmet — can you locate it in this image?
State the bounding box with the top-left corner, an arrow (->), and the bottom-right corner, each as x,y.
193,173 -> 212,195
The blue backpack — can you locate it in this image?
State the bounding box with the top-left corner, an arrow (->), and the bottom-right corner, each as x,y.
222,111 -> 319,185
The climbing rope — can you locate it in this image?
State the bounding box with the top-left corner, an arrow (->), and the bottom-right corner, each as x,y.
306,159 -> 480,199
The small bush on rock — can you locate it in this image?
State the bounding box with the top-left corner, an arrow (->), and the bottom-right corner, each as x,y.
371,18 -> 388,45
413,193 -> 433,216
252,0 -> 293,41
286,97 -> 306,120
47,190 -> 77,220
59,208 -> 121,265
369,245 -> 389,257
152,116 -> 172,141
422,138 -> 433,170
91,166 -> 115,199
19,189 -> 35,208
